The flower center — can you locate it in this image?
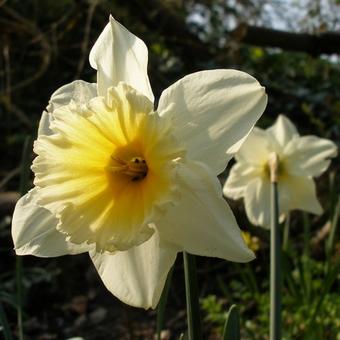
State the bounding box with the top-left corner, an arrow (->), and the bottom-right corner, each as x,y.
108,156 -> 148,181
263,157 -> 286,180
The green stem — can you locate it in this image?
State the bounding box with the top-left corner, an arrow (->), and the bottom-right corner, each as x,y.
246,263 -> 259,295
15,257 -> 23,340
282,213 -> 290,252
183,252 -> 202,340
156,266 -> 174,340
235,263 -> 253,293
302,213 -> 310,258
302,213 -> 312,303
310,262 -> 339,324
326,196 -> 339,264
236,263 -> 259,296
0,302 -> 14,340
269,154 -> 281,340
16,136 -> 32,340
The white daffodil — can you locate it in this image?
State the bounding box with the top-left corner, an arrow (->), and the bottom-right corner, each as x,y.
12,16 -> 267,309
223,114 -> 337,228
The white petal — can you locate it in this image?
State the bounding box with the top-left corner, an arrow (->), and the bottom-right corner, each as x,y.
266,115 -> 299,152
156,161 -> 255,262
158,69 -> 267,174
12,189 -> 89,257
244,177 -> 297,228
235,127 -> 272,165
284,136 -> 337,177
90,232 -> 177,309
89,16 -> 154,101
277,181 -> 293,223
38,111 -> 54,136
282,176 -> 323,215
244,178 -> 271,228
39,80 -> 97,136
223,162 -> 259,200
46,80 -> 97,113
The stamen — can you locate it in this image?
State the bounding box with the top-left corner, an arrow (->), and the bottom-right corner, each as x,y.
108,156 -> 148,181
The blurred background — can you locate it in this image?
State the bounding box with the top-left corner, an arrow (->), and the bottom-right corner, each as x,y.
0,0 -> 339,339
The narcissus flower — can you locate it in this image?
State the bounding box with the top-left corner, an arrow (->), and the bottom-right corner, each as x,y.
223,115 -> 337,228
12,16 -> 267,308
241,231 -> 260,253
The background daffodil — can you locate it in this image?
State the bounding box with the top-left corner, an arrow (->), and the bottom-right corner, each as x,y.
241,231 -> 260,253
12,16 -> 267,309
223,114 -> 337,228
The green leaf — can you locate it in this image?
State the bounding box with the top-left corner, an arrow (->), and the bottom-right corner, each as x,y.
179,332 -> 188,340
222,304 -> 240,340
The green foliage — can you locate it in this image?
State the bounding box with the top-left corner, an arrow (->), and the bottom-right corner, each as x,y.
201,295 -> 227,329
243,48 -> 340,139
201,261 -> 340,340
202,182 -> 340,339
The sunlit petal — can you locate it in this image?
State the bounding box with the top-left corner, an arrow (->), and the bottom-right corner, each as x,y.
244,177 -> 271,228
266,114 -> 299,152
223,162 -> 259,200
284,135 -> 337,177
157,161 -> 255,262
236,127 -> 273,165
282,176 -> 323,215
90,232 -> 178,309
12,189 -> 90,257
38,80 -> 97,136
89,15 -> 154,101
158,69 -> 267,174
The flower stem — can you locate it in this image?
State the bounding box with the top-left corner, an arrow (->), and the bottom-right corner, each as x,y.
183,252 -> 202,340
269,153 -> 281,340
16,136 -> 32,340
0,302 -> 14,340
156,266 -> 174,340
302,212 -> 310,258
15,257 -> 23,340
282,213 -> 290,252
326,196 -> 339,266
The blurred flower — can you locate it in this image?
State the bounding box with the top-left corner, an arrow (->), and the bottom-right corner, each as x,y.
12,16 -> 267,308
223,115 -> 337,228
241,231 -> 260,253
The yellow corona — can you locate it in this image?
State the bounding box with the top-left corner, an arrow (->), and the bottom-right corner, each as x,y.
33,83 -> 184,252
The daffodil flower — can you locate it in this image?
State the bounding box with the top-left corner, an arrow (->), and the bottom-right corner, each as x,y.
241,231 -> 260,253
12,16 -> 267,308
223,114 -> 337,228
